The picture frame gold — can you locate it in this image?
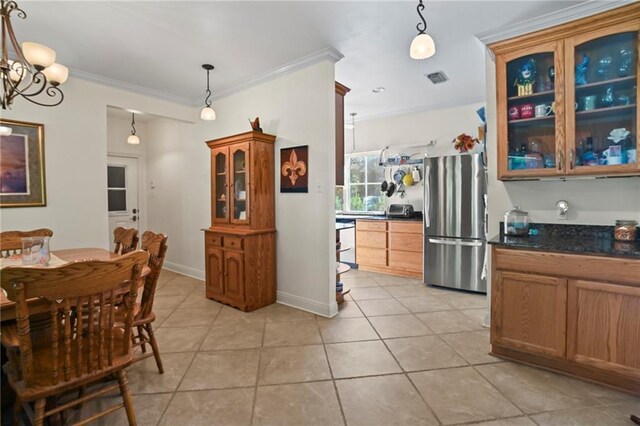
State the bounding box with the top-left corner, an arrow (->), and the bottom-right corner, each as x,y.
0,118 -> 46,207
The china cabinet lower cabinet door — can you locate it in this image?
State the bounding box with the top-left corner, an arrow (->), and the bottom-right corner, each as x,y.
567,279 -> 640,379
206,247 -> 225,298
492,271 -> 567,358
224,251 -> 245,304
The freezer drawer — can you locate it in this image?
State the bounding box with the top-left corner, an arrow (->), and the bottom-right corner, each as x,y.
423,237 -> 487,293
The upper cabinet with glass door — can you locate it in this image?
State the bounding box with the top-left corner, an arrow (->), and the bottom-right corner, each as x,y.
491,5 -> 640,180
230,143 -> 250,224
565,24 -> 639,175
212,147 -> 229,224
497,42 -> 564,179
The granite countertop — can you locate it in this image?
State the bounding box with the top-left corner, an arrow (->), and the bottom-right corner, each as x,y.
336,212 -> 423,222
489,223 -> 640,259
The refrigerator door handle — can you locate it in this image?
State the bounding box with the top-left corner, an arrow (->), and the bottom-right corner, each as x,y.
428,238 -> 483,247
423,165 -> 431,229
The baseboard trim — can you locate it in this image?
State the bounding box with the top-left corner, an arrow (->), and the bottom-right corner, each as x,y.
277,291 -> 338,318
163,261 -> 205,281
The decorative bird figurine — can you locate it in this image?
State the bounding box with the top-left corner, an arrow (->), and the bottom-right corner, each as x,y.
249,117 -> 263,133
575,54 -> 590,85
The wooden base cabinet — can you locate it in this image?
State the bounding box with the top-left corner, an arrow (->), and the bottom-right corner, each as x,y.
491,246 -> 640,393
204,131 -> 277,312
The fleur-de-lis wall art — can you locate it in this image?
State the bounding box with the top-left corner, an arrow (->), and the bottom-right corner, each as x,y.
280,145 -> 309,193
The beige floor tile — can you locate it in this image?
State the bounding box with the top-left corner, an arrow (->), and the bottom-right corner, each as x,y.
475,362 -> 601,414
336,300 -> 364,318
356,298 -> 410,316
179,349 -> 261,390
349,286 -> 392,300
385,335 -> 467,372
384,284 -> 432,298
396,296 -> 455,313
470,417 -> 537,426
258,345 -> 331,385
326,340 -> 401,378
373,274 -> 417,287
159,388 -> 254,426
253,381 -> 343,426
440,329 -> 502,365
460,307 -> 489,326
214,306 -> 266,325
435,291 -> 487,309
416,310 -> 484,334
530,402 -> 640,426
179,292 -> 224,309
263,320 -> 321,347
154,326 -> 209,353
369,314 -> 433,339
410,367 -> 521,424
153,294 -> 188,310
341,275 -> 381,288
201,320 -> 265,350
152,309 -> 174,327
155,280 -> 201,297
262,303 -> 316,322
127,352 -> 195,394
318,317 -> 378,343
67,391 -> 174,426
161,307 -> 220,327
336,374 -> 438,425
558,375 -> 640,406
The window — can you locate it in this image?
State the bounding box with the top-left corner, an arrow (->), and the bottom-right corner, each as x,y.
107,165 -> 127,212
336,152 -> 385,213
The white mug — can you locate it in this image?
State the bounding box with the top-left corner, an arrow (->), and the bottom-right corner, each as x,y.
534,104 -> 553,117
627,149 -> 637,164
603,146 -> 622,165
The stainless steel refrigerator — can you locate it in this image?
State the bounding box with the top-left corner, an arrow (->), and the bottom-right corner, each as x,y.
423,153 -> 487,293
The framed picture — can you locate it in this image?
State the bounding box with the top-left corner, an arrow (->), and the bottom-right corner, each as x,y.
280,145 -> 308,193
0,119 -> 46,207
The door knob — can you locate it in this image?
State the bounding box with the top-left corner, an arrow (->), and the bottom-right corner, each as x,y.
132,215 -> 137,222
133,208 -> 137,214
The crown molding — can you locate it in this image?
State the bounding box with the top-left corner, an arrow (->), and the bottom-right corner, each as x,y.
476,0 -> 631,45
352,96 -> 485,124
71,68 -> 196,106
208,47 -> 344,103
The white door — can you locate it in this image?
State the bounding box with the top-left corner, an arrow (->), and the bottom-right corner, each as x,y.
107,156 -> 139,251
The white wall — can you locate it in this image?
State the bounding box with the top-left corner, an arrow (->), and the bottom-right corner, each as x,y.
0,77 -> 194,250
145,60 -> 339,317
344,102 -> 485,212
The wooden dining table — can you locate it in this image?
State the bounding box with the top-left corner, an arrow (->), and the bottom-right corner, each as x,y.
0,248 -> 150,322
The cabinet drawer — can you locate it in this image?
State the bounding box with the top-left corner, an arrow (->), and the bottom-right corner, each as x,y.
388,250 -> 422,272
357,247 -> 387,266
224,236 -> 244,250
357,220 -> 387,232
356,230 -> 386,248
389,232 -> 422,253
205,233 -> 223,247
388,221 -> 422,234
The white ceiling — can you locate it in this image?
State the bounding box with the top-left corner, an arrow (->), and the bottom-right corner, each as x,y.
17,1 -> 586,120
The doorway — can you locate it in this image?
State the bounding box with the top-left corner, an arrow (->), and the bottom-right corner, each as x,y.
107,155 -> 139,251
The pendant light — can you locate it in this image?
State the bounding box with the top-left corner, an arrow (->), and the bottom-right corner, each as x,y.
127,113 -> 140,145
200,64 -> 216,121
409,0 -> 436,60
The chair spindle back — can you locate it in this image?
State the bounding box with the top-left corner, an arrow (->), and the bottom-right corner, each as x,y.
138,231 -> 168,320
113,227 -> 139,255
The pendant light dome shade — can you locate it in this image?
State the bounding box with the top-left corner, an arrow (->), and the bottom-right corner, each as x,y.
200,106 -> 216,121
21,42 -> 56,70
127,134 -> 140,145
410,33 -> 436,60
42,63 -> 69,86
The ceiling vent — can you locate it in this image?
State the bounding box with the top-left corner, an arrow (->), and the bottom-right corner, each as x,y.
426,71 -> 448,84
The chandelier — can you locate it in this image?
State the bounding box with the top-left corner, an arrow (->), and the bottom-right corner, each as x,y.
1,0 -> 68,109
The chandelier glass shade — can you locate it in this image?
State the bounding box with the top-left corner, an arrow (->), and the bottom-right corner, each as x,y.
410,0 -> 436,60
127,113 -> 140,145
1,0 -> 68,109
200,64 -> 216,121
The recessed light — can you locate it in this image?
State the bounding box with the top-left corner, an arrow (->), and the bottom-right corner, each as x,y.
372,87 -> 385,93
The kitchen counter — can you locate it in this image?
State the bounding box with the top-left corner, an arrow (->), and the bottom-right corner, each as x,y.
336,213 -> 423,222
489,223 -> 640,259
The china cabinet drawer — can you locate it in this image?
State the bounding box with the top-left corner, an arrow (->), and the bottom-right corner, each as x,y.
224,236 -> 244,250
357,220 -> 387,232
206,233 -> 223,247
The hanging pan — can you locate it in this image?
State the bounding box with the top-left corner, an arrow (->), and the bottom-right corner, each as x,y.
386,182 -> 396,197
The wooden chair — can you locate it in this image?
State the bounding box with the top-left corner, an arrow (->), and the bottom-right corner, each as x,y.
113,227 -> 139,255
119,231 -> 168,374
1,250 -> 149,426
0,229 -> 53,258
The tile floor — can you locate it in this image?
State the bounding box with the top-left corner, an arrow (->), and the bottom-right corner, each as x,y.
68,268 -> 639,425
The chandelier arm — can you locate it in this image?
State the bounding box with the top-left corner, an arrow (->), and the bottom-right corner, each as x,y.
11,70 -> 48,97
3,2 -> 30,66
18,85 -> 63,108
415,0 -> 427,34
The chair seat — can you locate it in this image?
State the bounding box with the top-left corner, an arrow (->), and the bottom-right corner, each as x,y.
6,328 -> 133,401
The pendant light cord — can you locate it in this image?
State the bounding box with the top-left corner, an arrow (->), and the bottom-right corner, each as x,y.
204,69 -> 212,108
130,113 -> 137,136
416,0 -> 427,34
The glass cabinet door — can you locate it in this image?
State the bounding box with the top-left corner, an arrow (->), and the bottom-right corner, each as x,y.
212,147 -> 229,223
498,42 -> 564,179
566,26 -> 639,175
230,143 -> 250,224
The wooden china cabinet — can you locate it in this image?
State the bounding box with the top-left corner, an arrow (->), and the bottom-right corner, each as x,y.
492,4 -> 640,180
204,131 -> 277,311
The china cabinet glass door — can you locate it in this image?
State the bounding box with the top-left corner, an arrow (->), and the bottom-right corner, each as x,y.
212,147 -> 229,223
230,143 -> 250,224
566,25 -> 639,175
498,41 -> 564,179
